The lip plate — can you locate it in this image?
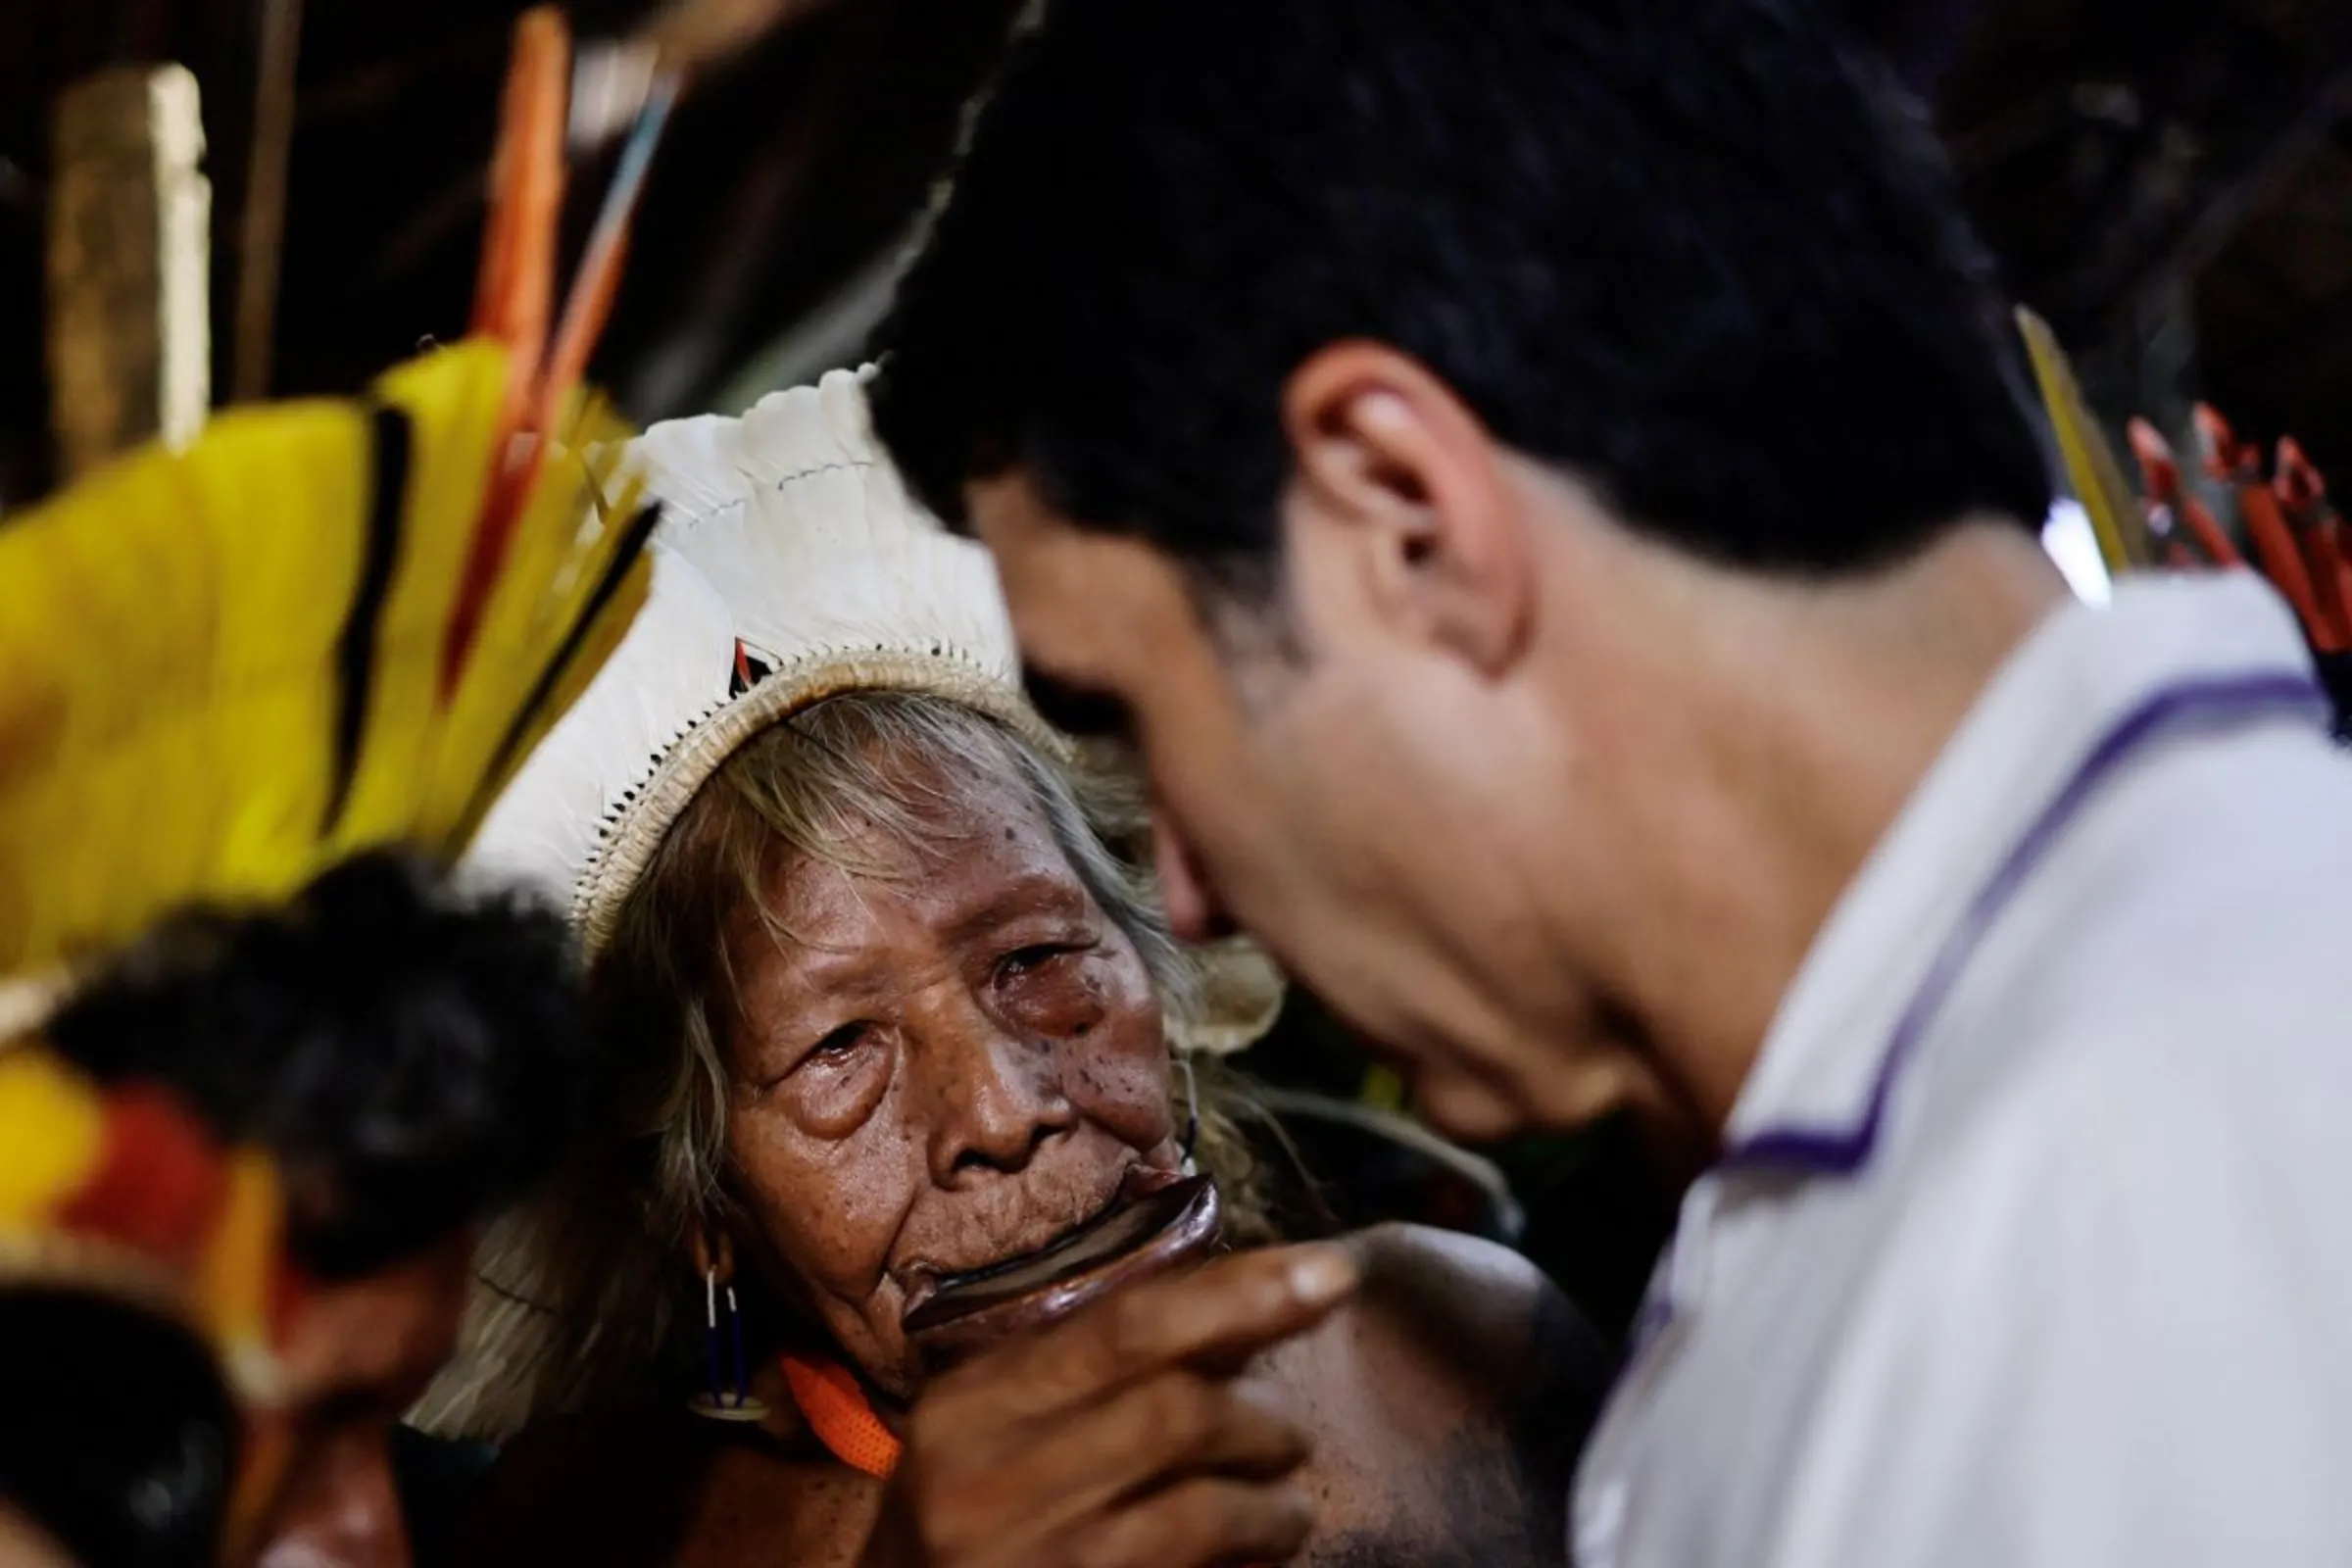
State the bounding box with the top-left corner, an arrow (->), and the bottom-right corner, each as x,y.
903,1176 -> 1222,1370
898,1163 -> 1191,1324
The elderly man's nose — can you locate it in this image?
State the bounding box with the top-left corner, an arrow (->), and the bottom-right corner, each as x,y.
924,1022 -> 1077,1184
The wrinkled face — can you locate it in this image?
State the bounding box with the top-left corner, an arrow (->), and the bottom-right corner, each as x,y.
718,756 -> 1182,1397
247,1234 -> 472,1568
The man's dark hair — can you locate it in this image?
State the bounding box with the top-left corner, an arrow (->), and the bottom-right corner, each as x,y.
46,850 -> 594,1281
870,0 -> 2054,594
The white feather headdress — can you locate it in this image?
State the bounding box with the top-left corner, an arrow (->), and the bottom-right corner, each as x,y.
471,366 -> 1063,953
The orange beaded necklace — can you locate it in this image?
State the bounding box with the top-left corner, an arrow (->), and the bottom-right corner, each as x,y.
778,1353 -> 903,1480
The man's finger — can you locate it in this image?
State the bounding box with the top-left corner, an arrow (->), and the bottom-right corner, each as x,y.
946,1244 -> 1356,1420
1068,1476 -> 1317,1568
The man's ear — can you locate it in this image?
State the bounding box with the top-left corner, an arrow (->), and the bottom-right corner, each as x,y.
1280,341 -> 1536,675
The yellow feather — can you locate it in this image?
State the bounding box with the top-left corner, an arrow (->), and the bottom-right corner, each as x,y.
327,343 -> 508,853
448,541 -> 653,850
0,1050 -> 106,1220
392,368 -> 645,841
0,404 -> 367,969
0,339 -> 648,982
2016,307 -> 2147,571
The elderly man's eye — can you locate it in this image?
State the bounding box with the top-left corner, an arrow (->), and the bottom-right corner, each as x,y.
808,1022 -> 874,1061
998,943 -> 1082,980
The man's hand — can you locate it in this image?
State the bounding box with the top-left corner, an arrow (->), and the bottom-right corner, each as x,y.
863,1243 -> 1358,1568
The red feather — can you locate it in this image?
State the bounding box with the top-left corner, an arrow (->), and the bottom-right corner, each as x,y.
56,1088 -> 229,1270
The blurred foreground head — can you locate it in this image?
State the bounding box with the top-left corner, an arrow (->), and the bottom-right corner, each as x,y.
3,852 -> 593,1568
874,0 -> 2061,1142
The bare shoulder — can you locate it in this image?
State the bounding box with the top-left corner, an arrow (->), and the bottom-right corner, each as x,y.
1341,1223 -> 1615,1429
1271,1226 -> 1606,1566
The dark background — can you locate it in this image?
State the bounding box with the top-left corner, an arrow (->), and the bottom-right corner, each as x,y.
6,0 -> 2350,506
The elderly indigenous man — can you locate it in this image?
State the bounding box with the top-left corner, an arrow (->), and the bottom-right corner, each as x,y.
416,371 -> 1607,1568
865,0 -> 2352,1563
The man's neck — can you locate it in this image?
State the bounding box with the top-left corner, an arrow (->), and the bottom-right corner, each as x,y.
1581,520 -> 2069,1135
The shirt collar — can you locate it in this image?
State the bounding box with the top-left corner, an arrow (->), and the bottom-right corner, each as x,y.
1722,571 -> 2323,1158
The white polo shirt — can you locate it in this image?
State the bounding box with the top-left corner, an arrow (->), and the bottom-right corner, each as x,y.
1575,572 -> 2352,1567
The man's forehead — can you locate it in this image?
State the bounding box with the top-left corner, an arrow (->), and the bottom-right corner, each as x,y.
966,471 -> 1183,666
967,469 -> 1095,589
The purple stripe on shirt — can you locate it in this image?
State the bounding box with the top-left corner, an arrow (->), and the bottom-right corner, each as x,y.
1719,670 -> 2327,1179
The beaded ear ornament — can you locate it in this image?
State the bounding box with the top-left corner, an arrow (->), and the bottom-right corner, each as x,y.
688,1263 -> 768,1424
